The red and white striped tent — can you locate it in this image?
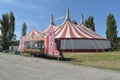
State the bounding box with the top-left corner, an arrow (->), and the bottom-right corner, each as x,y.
18,29 -> 45,52
44,15 -> 58,33
44,24 -> 58,33
24,29 -> 44,41
55,20 -> 104,39
44,15 -> 60,56
18,36 -> 25,52
55,9 -> 111,52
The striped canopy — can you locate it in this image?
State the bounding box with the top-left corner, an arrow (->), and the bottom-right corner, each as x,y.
79,23 -> 104,39
24,29 -> 44,41
43,24 -> 58,33
44,15 -> 58,33
55,20 -> 105,39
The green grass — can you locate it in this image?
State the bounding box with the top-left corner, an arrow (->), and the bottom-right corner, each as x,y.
63,51 -> 120,71
20,52 -> 30,57
1,50 -> 120,71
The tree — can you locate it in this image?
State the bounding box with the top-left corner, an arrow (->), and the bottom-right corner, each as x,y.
117,37 -> 120,40
12,34 -> 17,41
21,22 -> 27,36
71,20 -> 78,25
106,13 -> 118,49
85,16 -> 95,31
10,34 -> 17,46
0,11 -> 15,50
0,28 -> 1,45
0,35 -> 2,51
117,37 -> 120,50
0,35 -> 2,46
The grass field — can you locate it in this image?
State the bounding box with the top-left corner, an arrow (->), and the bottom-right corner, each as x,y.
63,51 -> 120,71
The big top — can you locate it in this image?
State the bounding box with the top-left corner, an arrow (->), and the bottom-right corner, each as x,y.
54,9 -> 111,52
18,8 -> 111,57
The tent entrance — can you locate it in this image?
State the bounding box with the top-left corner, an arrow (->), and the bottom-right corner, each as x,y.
25,40 -> 45,55
55,39 -> 61,52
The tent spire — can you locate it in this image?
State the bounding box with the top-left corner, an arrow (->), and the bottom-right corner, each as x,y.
66,8 -> 70,20
50,14 -> 54,24
81,14 -> 84,24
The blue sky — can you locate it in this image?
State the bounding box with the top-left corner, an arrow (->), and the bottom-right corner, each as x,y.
0,0 -> 120,39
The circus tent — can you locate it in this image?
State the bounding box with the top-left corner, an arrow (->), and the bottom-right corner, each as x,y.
44,15 -> 60,56
43,15 -> 58,33
55,9 -> 111,52
18,36 -> 25,52
24,29 -> 44,41
20,29 -> 45,53
18,8 -> 111,54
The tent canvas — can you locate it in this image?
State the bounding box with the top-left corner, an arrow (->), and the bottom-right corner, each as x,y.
55,9 -> 111,52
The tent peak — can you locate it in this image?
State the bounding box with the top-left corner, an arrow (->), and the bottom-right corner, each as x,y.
81,14 -> 84,24
50,14 -> 54,24
65,8 -> 70,20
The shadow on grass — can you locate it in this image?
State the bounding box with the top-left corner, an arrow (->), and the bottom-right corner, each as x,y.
34,54 -> 73,61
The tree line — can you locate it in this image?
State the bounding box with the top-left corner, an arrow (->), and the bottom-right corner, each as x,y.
0,11 -> 27,50
85,14 -> 118,50
0,11 -> 119,50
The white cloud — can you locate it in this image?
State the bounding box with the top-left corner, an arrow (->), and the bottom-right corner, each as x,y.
12,1 -> 38,10
55,16 -> 64,21
0,0 -> 13,3
11,1 -> 46,12
0,0 -> 41,11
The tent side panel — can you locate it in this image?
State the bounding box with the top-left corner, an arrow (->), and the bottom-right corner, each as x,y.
60,39 -> 111,50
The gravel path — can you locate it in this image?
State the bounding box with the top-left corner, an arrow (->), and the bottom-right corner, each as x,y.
0,53 -> 120,80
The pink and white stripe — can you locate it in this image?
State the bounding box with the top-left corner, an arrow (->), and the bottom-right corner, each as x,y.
18,36 -> 25,52
55,20 -> 105,39
79,24 -> 105,39
45,24 -> 60,56
24,29 -> 42,40
44,24 -> 58,33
